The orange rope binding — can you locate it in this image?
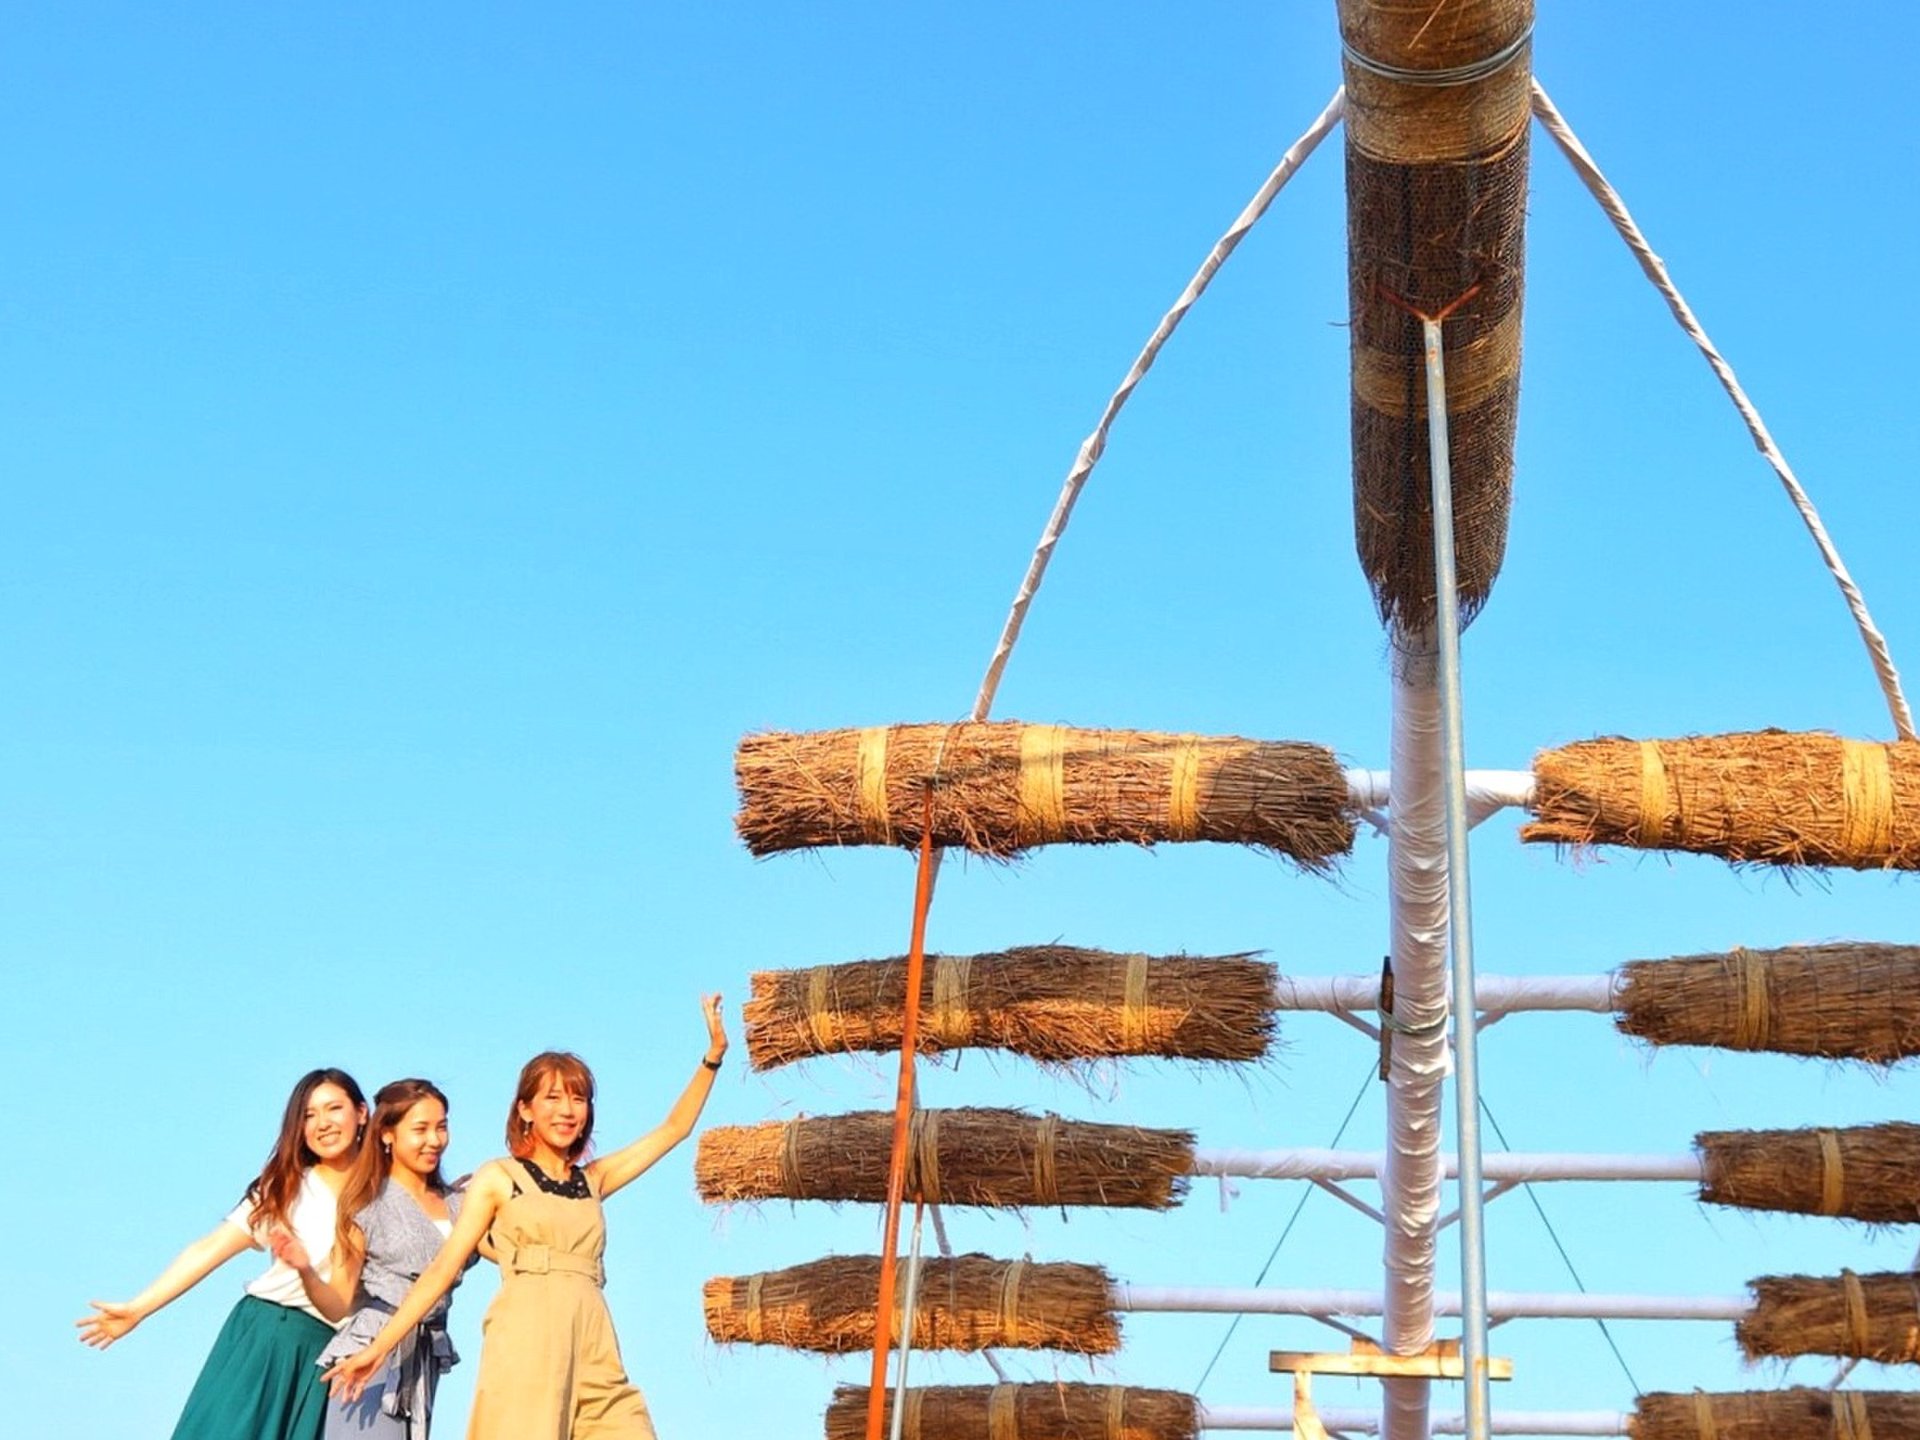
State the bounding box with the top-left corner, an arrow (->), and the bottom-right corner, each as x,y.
865,786 -> 939,1440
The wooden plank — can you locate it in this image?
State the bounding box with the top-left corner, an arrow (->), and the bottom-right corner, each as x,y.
1270,1350 -> 1514,1380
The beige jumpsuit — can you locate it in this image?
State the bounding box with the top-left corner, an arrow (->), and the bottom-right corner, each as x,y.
467,1161 -> 657,1440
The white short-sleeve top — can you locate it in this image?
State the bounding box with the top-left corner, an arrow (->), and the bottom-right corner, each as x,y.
223,1168 -> 343,1327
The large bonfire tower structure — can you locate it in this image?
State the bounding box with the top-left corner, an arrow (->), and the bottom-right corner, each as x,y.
705,5 -> 1920,1440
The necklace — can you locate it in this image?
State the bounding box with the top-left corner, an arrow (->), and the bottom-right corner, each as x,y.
518,1156 -> 591,1199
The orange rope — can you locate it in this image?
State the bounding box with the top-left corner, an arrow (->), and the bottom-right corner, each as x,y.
865,787 -> 939,1440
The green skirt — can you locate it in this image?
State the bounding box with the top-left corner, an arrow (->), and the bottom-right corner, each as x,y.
171,1295 -> 335,1440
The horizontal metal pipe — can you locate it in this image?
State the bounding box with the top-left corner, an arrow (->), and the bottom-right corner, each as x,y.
1189,1149 -> 1702,1183
1112,1285 -> 1749,1321
1198,1407 -> 1630,1435
1273,973 -> 1618,1014
1344,768 -> 1535,814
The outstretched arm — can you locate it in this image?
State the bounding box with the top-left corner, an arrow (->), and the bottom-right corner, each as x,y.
321,1164 -> 511,1401
76,1223 -> 257,1349
588,994 -> 728,1201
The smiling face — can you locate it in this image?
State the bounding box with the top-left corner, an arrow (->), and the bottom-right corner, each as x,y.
302,1082 -> 365,1166
517,1072 -> 591,1160
384,1096 -> 449,1182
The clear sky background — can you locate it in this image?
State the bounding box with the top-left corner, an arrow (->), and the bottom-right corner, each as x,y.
6,4 -> 1919,1436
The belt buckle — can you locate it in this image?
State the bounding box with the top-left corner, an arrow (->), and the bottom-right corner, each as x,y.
512,1244 -> 553,1276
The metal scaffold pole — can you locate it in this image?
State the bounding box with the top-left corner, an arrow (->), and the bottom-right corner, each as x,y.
1422,315 -> 1493,1439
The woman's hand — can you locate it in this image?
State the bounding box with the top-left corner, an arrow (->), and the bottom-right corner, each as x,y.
322,1344 -> 387,1403
267,1226 -> 312,1273
702,992 -> 728,1064
75,1301 -> 143,1350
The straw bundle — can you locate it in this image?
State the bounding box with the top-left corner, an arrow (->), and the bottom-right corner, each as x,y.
1340,0 -> 1532,633
1614,943 -> 1920,1062
696,1108 -> 1195,1210
703,1254 -> 1118,1355
1632,1388 -> 1920,1440
734,723 -> 1354,866
1523,732 -> 1920,869
825,1383 -> 1199,1440
1698,1123 -> 1920,1224
745,946 -> 1277,1070
1737,1271 -> 1920,1363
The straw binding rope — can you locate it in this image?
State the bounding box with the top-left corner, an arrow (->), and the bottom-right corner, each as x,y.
928,955 -> 975,1047
780,1118 -> 804,1198
998,1260 -> 1027,1341
1030,1114 -> 1060,1208
857,727 -> 894,844
1689,1390 -> 1717,1440
1168,737 -> 1205,840
1120,953 -> 1151,1051
1016,725 -> 1067,845
910,1111 -> 942,1204
807,966 -> 844,1055
1634,740 -> 1671,849
1837,1390 -> 1873,1440
1841,1269 -> 1870,1356
1818,1130 -> 1846,1218
745,1273 -> 765,1344
1729,948 -> 1771,1051
987,1385 -> 1018,1440
1104,1385 -> 1127,1440
1841,740 -> 1896,862
1342,23 -> 1534,88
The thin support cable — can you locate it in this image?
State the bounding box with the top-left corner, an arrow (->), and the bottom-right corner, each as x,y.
1530,78 -> 1915,742
968,87 -> 1347,722
1479,1096 -> 1642,1396
1193,1063 -> 1377,1397
888,1201 -> 928,1440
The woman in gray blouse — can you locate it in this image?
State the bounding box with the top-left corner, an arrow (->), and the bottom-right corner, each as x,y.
276,1078 -> 477,1439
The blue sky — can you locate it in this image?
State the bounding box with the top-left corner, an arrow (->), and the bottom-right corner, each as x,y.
6,4 -> 1919,1436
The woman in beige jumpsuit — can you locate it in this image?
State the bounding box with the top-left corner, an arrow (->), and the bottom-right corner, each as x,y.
325,997 -> 728,1438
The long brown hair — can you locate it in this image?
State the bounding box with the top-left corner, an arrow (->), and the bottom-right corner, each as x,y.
333,1078 -> 451,1262
243,1068 -> 367,1235
506,1052 -> 595,1164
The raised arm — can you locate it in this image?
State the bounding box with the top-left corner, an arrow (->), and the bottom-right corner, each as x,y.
587,993 -> 727,1200
321,1163 -> 511,1401
76,1222 -> 257,1349
269,1227 -> 361,1325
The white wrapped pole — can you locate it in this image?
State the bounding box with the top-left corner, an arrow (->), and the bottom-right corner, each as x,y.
1381,646 -> 1450,1439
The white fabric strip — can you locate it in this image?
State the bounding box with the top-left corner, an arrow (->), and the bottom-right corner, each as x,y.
1112,1285 -> 1750,1321
1188,1149 -> 1701,1182
1197,1407 -> 1631,1435
1530,79 -> 1914,741
968,89 -> 1347,722
1344,768 -> 1535,822
1381,647 -> 1448,1440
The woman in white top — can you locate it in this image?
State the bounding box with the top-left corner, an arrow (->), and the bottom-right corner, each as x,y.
78,1067 -> 369,1440
276,1077 -> 480,1440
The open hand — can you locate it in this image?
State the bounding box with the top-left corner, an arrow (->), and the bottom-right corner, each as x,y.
322,1345 -> 385,1403
701,993 -> 728,1062
75,1301 -> 141,1350
267,1226 -> 312,1273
